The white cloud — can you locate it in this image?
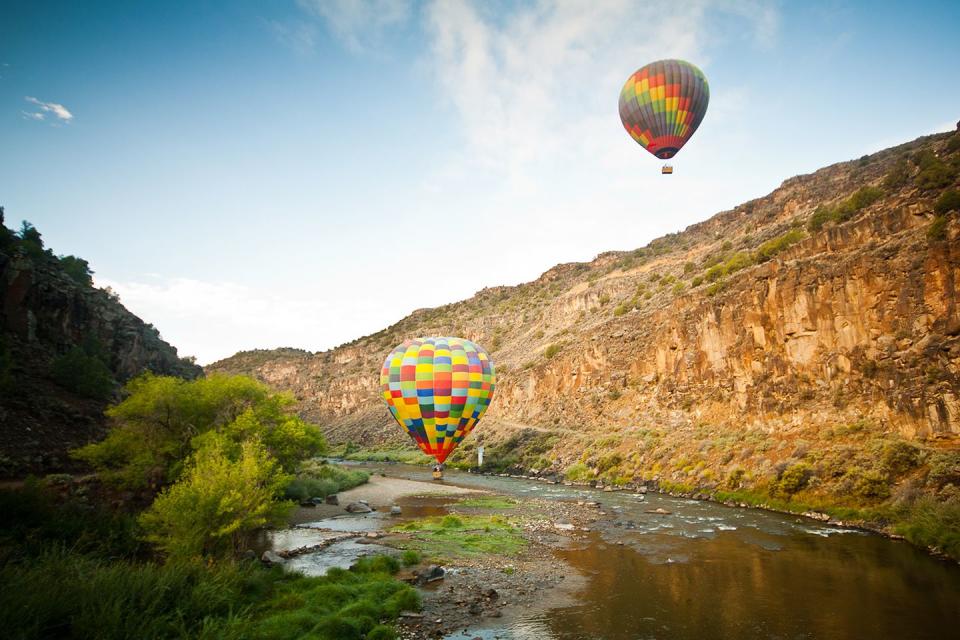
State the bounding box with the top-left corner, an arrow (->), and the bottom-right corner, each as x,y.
94,274 -> 397,365
423,0 -> 776,186
267,19 -> 318,54
21,111 -> 45,121
297,0 -> 411,52
24,96 -> 74,122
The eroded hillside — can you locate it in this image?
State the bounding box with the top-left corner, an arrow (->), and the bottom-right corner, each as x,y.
209,130 -> 960,511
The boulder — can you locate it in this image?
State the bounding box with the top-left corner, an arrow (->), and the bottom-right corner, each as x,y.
345,501 -> 373,513
261,550 -> 285,566
390,505 -> 402,515
325,494 -> 339,505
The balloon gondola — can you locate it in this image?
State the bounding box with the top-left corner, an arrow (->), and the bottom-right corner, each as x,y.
380,337 -> 496,480
618,59 -> 709,173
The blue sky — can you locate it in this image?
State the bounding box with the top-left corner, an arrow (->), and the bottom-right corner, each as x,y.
2,1 -> 958,364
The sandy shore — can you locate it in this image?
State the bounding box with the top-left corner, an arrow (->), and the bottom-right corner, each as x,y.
339,473 -> 477,508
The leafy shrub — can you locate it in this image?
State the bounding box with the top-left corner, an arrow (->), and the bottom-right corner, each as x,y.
705,264 -> 724,282
299,461 -> 369,491
74,374 -> 325,489
883,158 -> 911,190
807,187 -> 884,231
59,255 -> 94,287
946,134 -> 960,154
881,441 -> 921,475
284,477 -> 339,501
915,158 -> 957,190
851,469 -> 890,499
807,205 -> 835,231
776,462 -> 813,495
894,497 -> 960,558
927,452 -> 960,488
672,282 -> 685,295
400,550 -> 421,566
691,275 -> 703,287
756,228 -> 804,262
51,346 -> 114,400
543,343 -> 561,359
564,462 -> 593,482
683,261 -> 695,274
613,303 -> 627,316
928,215 -> 949,241
139,437 -> 292,559
934,189 -> 960,214
705,281 -> 725,297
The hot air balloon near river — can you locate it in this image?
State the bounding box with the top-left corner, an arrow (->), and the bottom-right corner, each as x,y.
619,59 -> 709,174
380,337 -> 496,479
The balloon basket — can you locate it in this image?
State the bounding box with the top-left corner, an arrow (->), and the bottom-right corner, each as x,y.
432,470 -> 443,480
661,165 -> 674,175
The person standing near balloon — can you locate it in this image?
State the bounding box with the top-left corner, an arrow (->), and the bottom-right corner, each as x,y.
380,337 -> 496,480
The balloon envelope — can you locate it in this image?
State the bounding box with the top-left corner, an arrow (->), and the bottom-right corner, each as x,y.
619,59 -> 709,160
380,337 -> 496,464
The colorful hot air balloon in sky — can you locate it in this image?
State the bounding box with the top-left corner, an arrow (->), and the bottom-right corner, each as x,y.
618,59 -> 709,162
380,337 -> 496,465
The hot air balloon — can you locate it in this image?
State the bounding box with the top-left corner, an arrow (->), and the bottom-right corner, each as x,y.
380,337 -> 495,479
618,59 -> 709,173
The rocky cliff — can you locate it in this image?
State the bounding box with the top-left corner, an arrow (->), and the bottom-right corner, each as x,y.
0,213 -> 202,475
209,130 -> 960,508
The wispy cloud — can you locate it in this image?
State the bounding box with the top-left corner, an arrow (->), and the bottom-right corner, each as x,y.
266,19 -> 318,54
297,0 -> 411,52
94,274 -> 392,365
423,0 -> 772,185
23,96 -> 74,123
21,111 -> 45,121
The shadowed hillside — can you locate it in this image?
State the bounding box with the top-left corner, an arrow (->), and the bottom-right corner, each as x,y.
0,213 -> 202,476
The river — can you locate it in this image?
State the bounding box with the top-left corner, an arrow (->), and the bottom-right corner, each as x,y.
277,463 -> 960,640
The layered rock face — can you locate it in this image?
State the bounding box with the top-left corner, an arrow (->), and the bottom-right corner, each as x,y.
209,131 -> 960,483
0,235 -> 201,474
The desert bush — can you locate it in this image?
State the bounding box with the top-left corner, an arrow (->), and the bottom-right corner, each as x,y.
138,437 -> 292,559
691,275 -> 704,287
881,441 -> 921,475
775,462 -> 813,495
544,343 -> 561,359
883,158 -> 912,190
74,374 -> 325,489
934,189 -> 960,214
928,215 -> 949,241
564,462 -> 593,482
756,228 -> 804,262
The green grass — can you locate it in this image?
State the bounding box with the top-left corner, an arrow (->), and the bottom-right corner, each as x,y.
0,548 -> 419,640
457,495 -> 518,510
389,514 -> 525,560
893,497 -> 960,558
336,446 -> 433,465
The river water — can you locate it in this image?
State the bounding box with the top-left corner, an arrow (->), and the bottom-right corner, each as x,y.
286,463 -> 960,640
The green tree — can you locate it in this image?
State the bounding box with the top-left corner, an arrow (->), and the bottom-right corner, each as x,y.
51,346 -> 114,400
138,436 -> 292,559
18,220 -> 48,259
74,374 -> 325,489
59,255 -> 94,286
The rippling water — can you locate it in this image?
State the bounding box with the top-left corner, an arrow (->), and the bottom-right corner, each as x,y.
349,464 -> 960,640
